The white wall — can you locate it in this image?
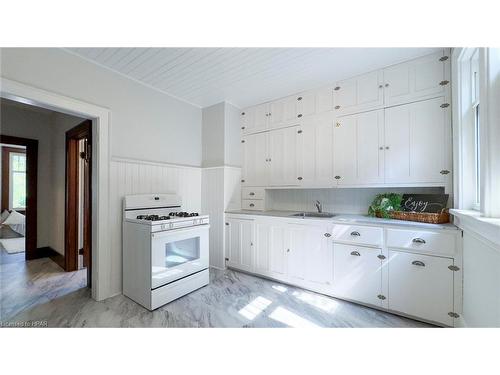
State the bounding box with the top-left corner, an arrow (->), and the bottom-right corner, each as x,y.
0,48 -> 202,166
224,102 -> 242,167
462,231 -> 500,327
267,187 -> 445,214
201,103 -> 225,167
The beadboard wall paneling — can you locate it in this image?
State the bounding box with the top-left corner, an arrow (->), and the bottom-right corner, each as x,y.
201,166 -> 242,270
267,187 -> 445,215
109,158 -> 201,296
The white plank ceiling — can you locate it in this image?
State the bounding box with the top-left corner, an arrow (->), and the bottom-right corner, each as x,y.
67,48 -> 441,108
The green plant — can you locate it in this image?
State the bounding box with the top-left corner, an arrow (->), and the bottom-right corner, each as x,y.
368,193 -> 403,218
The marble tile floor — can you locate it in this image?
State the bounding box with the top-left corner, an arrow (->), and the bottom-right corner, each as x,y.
1,257 -> 434,328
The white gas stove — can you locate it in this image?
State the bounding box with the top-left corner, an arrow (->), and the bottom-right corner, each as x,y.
122,194 -> 210,310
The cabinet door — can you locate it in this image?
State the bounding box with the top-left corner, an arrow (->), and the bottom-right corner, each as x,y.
255,221 -> 271,275
388,250 -> 454,326
384,50 -> 448,107
384,97 -> 448,184
301,225 -> 334,287
296,91 -> 316,118
225,218 -> 254,272
333,70 -> 384,116
242,132 -> 268,186
240,107 -> 254,135
315,87 -> 333,114
269,224 -> 287,277
333,114 -> 357,184
333,243 -> 383,307
356,109 -> 385,184
297,113 -> 334,186
268,126 -> 299,186
253,103 -> 269,132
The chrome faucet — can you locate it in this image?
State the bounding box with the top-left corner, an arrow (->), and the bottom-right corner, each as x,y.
315,200 -> 322,213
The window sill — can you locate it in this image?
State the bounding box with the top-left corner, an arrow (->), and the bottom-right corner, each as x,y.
450,209 -> 500,249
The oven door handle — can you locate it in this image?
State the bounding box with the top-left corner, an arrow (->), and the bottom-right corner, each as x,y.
151,224 -> 210,239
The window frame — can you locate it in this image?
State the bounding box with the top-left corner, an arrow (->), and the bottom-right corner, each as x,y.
9,151 -> 27,211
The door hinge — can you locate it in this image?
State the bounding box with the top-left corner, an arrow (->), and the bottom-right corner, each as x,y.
448,312 -> 460,318
448,265 -> 460,271
439,56 -> 449,62
377,294 -> 386,300
439,80 -> 450,86
440,103 -> 450,108
377,254 -> 386,260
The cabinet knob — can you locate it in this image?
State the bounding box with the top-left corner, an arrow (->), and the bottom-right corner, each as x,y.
350,251 -> 361,256
385,146 -> 389,150
385,83 -> 389,87
249,192 -> 255,196
334,105 -> 341,110
335,122 -> 341,127
350,231 -> 361,236
377,254 -> 386,260
440,103 -> 450,108
334,86 -> 341,91
297,96 -> 303,101
378,84 -> 383,89
297,114 -> 303,118
440,170 -> 450,175
324,233 -> 331,237
297,129 -> 303,134
334,175 -> 341,180
412,238 -> 426,244
287,249 -> 290,253
241,179 -> 245,183
439,80 -> 450,86
241,112 -> 245,116
241,126 -> 245,130
265,113 -> 269,117
379,146 -> 384,150
411,260 -> 425,267
377,294 -> 386,300
297,176 -> 303,180
241,140 -> 245,143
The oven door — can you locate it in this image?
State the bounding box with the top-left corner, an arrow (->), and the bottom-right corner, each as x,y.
151,225 -> 209,289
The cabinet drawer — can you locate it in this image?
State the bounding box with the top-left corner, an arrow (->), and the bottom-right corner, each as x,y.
242,187 -> 265,200
331,224 -> 383,247
388,250 -> 454,326
386,228 -> 456,256
242,199 -> 264,211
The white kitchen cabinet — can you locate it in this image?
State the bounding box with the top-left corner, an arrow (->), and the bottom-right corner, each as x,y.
268,126 -> 299,186
225,218 -> 255,272
388,250 -> 454,326
240,103 -> 269,135
333,70 -> 384,116
333,243 -> 383,307
333,109 -> 385,185
296,113 -> 334,186
241,132 -> 268,186
315,87 -> 333,114
383,50 -> 449,107
384,97 -> 450,184
255,221 -> 288,278
287,223 -> 333,288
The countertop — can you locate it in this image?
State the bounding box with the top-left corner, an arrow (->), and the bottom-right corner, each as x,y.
225,209 -> 460,231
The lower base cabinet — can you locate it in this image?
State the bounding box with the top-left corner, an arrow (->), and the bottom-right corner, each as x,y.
388,250 -> 454,326
225,215 -> 461,327
332,243 -> 384,307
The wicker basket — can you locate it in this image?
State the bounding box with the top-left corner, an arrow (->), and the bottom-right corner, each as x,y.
389,209 -> 450,224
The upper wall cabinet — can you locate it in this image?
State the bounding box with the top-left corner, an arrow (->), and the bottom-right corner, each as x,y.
333,70 -> 384,116
241,88 -> 333,135
383,50 -> 449,107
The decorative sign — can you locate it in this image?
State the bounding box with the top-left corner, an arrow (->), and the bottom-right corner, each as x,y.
401,194 -> 449,213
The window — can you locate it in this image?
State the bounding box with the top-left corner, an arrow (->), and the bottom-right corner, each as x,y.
9,152 -> 27,210
471,49 -> 481,210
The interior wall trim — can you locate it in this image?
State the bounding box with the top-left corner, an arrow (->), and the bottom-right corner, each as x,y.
111,156 -> 201,170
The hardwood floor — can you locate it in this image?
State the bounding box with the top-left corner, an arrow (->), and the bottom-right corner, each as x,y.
1,258 -> 433,328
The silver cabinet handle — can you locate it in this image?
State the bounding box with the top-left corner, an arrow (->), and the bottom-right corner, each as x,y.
350,251 -> 361,256
412,260 -> 425,267
249,203 -> 255,207
334,175 -> 341,180
324,233 -> 331,237
412,238 -> 426,244
350,231 -> 361,236
249,192 -> 255,196
377,254 -> 386,260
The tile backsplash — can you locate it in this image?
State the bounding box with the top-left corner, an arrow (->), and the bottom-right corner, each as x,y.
266,187 -> 446,215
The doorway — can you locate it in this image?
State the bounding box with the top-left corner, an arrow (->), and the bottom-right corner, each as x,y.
0,135 -> 38,261
65,120 -> 92,287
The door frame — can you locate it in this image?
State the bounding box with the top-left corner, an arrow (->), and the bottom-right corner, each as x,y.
65,120 -> 92,286
1,77 -> 110,301
0,135 -> 38,260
